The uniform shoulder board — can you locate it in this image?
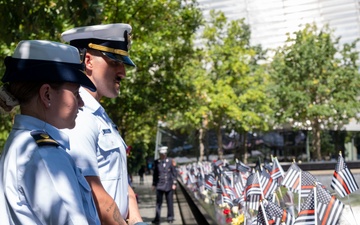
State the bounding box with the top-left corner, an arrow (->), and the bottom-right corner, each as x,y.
30,130 -> 59,147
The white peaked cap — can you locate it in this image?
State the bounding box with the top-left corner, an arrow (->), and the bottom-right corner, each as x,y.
61,23 -> 135,67
159,146 -> 168,154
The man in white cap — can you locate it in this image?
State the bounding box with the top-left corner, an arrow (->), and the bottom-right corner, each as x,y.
61,24 -> 145,225
152,146 -> 177,224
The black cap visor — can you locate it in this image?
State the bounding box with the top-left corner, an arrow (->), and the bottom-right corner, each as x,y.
2,57 -> 96,92
102,51 -> 136,67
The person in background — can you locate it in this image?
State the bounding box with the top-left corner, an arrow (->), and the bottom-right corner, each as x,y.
61,23 -> 145,225
0,40 -> 100,224
148,161 -> 154,175
152,146 -> 177,224
138,165 -> 145,185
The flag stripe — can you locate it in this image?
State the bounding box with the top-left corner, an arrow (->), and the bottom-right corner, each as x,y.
282,164 -> 301,191
333,171 -> 351,194
341,168 -> 359,191
298,209 -> 315,216
321,196 -> 335,225
331,178 -> 347,197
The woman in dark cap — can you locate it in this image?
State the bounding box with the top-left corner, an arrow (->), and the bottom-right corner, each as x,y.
0,40 -> 100,225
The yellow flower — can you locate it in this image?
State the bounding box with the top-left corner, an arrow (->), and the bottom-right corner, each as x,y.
231,214 -> 244,225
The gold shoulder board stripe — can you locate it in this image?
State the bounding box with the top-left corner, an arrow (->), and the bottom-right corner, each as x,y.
31,131 -> 60,147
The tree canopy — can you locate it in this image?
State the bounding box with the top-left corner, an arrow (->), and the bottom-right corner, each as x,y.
166,11 -> 273,161
269,23 -> 360,160
0,0 -> 203,174
0,1 -> 359,165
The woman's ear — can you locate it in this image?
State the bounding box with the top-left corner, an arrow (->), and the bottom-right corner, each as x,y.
39,84 -> 51,108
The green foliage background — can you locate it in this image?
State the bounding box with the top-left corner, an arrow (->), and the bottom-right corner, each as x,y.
270,23 -> 360,160
0,1 -> 359,173
0,0 -> 203,174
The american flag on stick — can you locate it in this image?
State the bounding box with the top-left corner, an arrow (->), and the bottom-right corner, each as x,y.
330,151 -> 359,197
270,156 -> 285,183
316,183 -> 344,225
246,172 -> 262,210
263,199 -> 294,225
221,173 -> 236,200
246,172 -> 262,196
282,162 -> 301,192
300,171 -> 317,199
256,201 -> 271,225
204,174 -> 216,191
234,179 -> 244,198
236,158 -> 252,173
236,159 -> 251,184
260,169 -> 278,199
294,187 -> 317,225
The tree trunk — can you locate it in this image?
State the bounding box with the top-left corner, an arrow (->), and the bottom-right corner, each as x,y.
202,115 -> 209,161
199,127 -> 205,162
216,126 -> 223,160
243,132 -> 249,164
233,131 -> 241,160
312,120 -> 322,160
205,129 -> 209,161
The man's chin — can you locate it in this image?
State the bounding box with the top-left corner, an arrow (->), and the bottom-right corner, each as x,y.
105,91 -> 120,98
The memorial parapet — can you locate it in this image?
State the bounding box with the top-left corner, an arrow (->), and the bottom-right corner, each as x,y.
177,153 -> 359,225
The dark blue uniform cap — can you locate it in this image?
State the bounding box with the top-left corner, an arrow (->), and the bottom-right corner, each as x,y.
1,40 -> 96,92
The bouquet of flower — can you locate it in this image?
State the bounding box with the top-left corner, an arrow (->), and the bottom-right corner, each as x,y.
218,203 -> 244,225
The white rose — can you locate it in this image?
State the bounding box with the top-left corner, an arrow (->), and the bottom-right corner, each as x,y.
232,206 -> 239,214
204,197 -> 210,204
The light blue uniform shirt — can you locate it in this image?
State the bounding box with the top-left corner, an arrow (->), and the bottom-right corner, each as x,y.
0,114 -> 100,225
63,87 -> 129,219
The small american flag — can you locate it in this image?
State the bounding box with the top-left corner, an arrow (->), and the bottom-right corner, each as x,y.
300,171 -> 317,199
234,179 -> 244,198
204,174 -> 216,191
256,201 -> 271,225
224,170 -> 234,188
246,172 -> 262,210
330,152 -> 359,197
187,170 -> 197,184
246,173 -> 262,196
260,169 -> 278,199
236,159 -> 252,173
270,157 -> 285,183
294,187 -> 317,225
282,163 -> 301,192
316,183 -> 344,225
222,193 -> 234,207
247,194 -> 261,210
221,174 -> 236,200
212,160 -> 224,177
264,200 -> 294,225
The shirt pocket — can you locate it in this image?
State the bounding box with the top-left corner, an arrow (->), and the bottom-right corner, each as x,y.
98,129 -> 122,152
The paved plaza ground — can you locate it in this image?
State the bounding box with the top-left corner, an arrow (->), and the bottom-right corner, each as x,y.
132,175 -> 182,225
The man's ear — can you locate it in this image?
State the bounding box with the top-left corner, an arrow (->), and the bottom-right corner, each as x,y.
84,52 -> 93,70
39,84 -> 51,108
